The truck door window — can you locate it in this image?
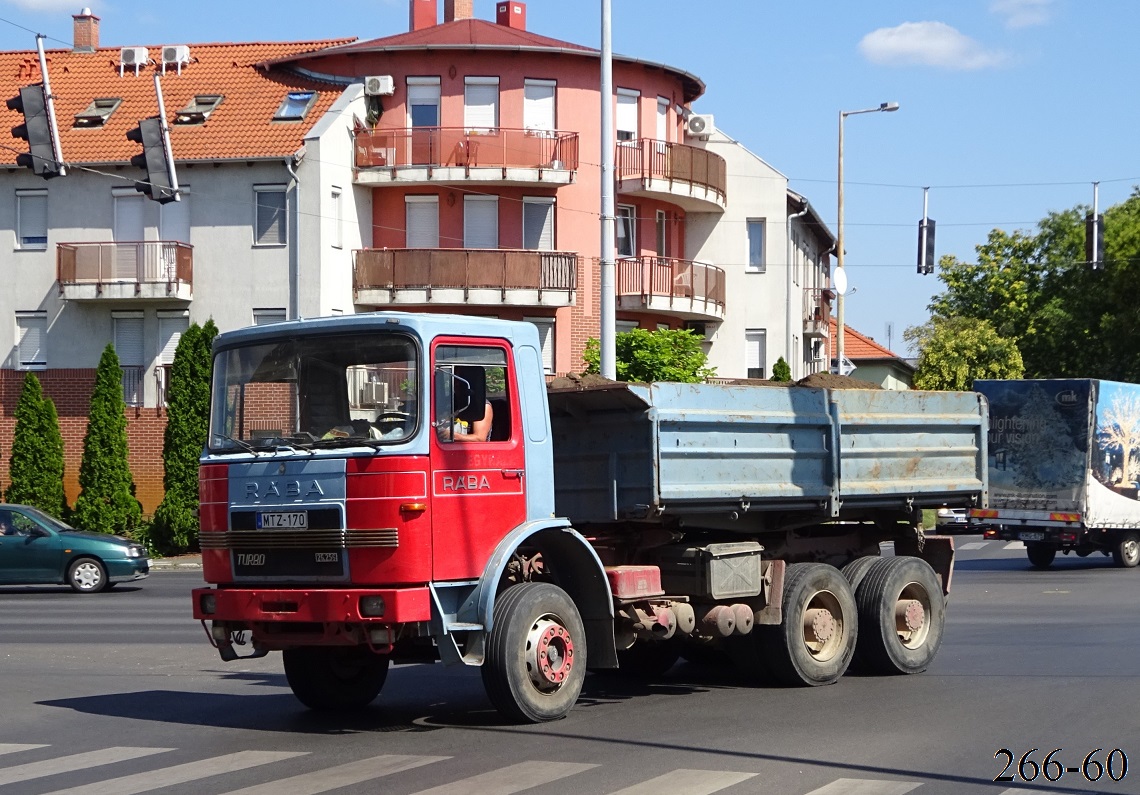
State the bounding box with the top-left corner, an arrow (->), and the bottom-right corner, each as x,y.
434,345 -> 511,443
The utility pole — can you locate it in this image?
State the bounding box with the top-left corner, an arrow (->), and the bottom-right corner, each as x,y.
599,0 -> 616,379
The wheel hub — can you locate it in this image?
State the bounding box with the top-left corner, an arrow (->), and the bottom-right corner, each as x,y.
525,618 -> 575,692
897,599 -> 925,632
804,607 -> 835,644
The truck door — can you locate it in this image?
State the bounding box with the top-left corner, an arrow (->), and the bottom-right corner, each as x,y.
430,340 -> 527,581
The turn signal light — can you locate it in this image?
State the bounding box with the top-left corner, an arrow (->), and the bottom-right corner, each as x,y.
359,595 -> 386,617
400,502 -> 427,513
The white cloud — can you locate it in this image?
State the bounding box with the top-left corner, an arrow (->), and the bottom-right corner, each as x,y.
991,0 -> 1053,29
859,21 -> 1007,70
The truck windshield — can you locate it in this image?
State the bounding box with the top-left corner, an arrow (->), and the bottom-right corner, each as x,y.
208,332 -> 419,453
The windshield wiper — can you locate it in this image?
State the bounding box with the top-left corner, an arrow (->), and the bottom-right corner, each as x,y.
212,435 -> 263,455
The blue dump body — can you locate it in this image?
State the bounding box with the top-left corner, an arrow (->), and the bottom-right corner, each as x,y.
549,381 -> 988,527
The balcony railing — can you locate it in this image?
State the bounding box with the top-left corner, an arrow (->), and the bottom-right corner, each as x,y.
615,138 -> 726,207
57,241 -> 193,297
354,248 -> 578,300
616,256 -> 726,318
804,287 -> 834,338
354,127 -> 579,172
121,365 -> 144,407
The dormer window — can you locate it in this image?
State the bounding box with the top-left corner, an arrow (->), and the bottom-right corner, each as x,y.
174,94 -> 223,125
273,91 -> 316,122
74,97 -> 122,128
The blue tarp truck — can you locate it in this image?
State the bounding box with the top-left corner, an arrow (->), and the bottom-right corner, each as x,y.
970,378 -> 1140,569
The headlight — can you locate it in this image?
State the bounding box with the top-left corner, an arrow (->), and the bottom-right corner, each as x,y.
126,545 -> 145,558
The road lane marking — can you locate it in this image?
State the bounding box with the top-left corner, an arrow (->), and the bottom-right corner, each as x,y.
407,761 -> 596,795
606,768 -> 757,794
217,754 -> 450,795
0,744 -> 47,756
1003,541 -> 1026,550
803,780 -> 922,795
0,747 -> 173,786
37,750 -> 307,795
958,541 -> 989,550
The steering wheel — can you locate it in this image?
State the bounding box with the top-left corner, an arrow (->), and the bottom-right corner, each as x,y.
376,411 -> 412,431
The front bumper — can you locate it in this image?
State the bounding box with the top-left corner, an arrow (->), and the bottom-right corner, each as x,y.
108,558 -> 150,582
192,585 -> 432,624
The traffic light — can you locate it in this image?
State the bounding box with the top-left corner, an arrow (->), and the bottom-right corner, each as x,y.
1085,212 -> 1105,270
917,218 -> 936,274
6,84 -> 63,178
125,116 -> 178,203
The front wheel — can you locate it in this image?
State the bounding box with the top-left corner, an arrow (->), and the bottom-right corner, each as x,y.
1026,542 -> 1057,570
854,556 -> 945,675
283,646 -> 389,711
1111,531 -> 1140,568
481,583 -> 586,723
67,558 -> 108,593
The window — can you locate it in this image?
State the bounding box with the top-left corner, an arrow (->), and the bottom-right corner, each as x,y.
253,308 -> 287,325
525,317 -> 555,374
746,329 -> 767,379
157,313 -> 189,407
523,197 -> 555,250
616,205 -> 636,257
74,97 -> 122,127
254,186 -> 287,246
616,89 -> 639,142
174,94 -> 223,124
747,219 -> 765,272
114,312 -> 144,406
464,77 -> 499,132
433,345 -> 512,443
273,91 -> 316,122
656,96 -> 669,142
408,78 -> 441,127
16,312 -> 46,370
16,190 -> 47,250
464,196 -> 499,249
616,320 -> 639,334
331,187 -> 343,249
406,196 -> 439,248
524,79 -> 555,133
656,210 -> 667,257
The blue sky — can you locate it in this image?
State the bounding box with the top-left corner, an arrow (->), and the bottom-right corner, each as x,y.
2,0 -> 1137,355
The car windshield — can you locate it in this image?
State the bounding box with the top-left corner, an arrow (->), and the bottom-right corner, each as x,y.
208,331 -> 420,453
17,506 -> 71,531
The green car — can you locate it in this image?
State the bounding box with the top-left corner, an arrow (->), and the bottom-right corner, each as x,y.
0,504 -> 149,593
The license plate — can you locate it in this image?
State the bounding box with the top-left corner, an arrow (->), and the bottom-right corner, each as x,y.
1019,531 -> 1044,542
256,511 -> 308,529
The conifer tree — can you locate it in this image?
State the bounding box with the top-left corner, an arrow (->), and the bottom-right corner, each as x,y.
4,372 -> 68,517
771,357 -> 792,382
72,344 -> 141,534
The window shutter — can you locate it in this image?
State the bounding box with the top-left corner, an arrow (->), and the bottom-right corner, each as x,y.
464,80 -> 499,131
656,97 -> 668,141
17,316 -> 46,368
406,197 -> 439,248
158,316 -> 188,364
524,81 -> 555,132
464,196 -> 498,249
17,193 -> 47,246
526,318 -> 555,373
255,189 -> 286,245
616,90 -> 639,139
616,320 -> 639,334
523,199 -> 554,250
746,330 -> 767,379
114,316 -> 145,366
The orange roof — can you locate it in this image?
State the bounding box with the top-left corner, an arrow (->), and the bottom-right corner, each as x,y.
0,39 -> 354,166
829,317 -> 902,360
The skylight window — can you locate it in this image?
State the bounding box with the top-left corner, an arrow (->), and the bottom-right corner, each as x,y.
274,91 -> 316,122
174,94 -> 223,125
74,97 -> 122,127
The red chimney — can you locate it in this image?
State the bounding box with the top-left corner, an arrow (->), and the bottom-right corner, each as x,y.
73,7 -> 100,52
444,0 -> 473,22
496,1 -> 526,30
410,0 -> 438,31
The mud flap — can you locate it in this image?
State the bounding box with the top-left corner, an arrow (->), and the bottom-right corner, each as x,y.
895,534 -> 954,597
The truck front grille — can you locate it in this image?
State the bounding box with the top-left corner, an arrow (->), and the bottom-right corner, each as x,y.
200,529 -> 399,549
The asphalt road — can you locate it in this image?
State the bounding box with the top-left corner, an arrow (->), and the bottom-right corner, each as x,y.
0,537 -> 1136,795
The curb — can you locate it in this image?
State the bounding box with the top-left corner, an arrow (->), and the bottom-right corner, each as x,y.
149,559 -> 203,570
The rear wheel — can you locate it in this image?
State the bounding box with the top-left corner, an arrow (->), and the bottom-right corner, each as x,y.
841,555 -> 880,594
67,558 -> 108,593
482,583 -> 586,723
758,563 -> 857,686
283,646 -> 389,711
854,556 -> 945,675
1111,531 -> 1140,568
1026,542 -> 1057,570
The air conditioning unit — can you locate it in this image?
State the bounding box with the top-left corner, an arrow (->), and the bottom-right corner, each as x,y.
364,75 -> 395,97
360,381 -> 389,406
684,113 -> 714,138
162,45 -> 190,64
120,46 -> 148,65
684,320 -> 710,338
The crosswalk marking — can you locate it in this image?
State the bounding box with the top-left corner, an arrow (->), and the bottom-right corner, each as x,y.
407,760 -> 597,795
958,541 -> 988,550
607,768 -> 758,794
217,754 -> 450,795
803,779 -> 921,795
0,744 -> 47,756
0,747 -> 173,786
36,750 -> 307,795
1004,541 -> 1026,549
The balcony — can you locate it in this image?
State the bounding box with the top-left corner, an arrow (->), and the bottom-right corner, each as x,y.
616,139 -> 727,212
616,256 -> 725,322
354,127 -> 578,186
353,248 -> 577,308
57,241 -> 193,303
804,287 -> 834,339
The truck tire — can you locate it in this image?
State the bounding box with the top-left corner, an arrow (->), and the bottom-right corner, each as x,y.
854,556 -> 944,675
757,563 -> 857,687
1026,542 -> 1056,569
1111,531 -> 1140,568
841,555 -> 880,594
614,641 -> 681,679
283,646 -> 389,711
481,582 -> 586,723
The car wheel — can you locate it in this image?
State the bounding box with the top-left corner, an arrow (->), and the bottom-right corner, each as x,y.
67,558 -> 108,593
1111,531 -> 1140,568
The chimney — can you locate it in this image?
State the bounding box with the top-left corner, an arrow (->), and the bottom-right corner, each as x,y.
72,7 -> 99,52
444,0 -> 473,22
410,0 -> 438,31
496,1 -> 526,30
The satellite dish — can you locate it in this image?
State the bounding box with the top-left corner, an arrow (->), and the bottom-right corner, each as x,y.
833,267 -> 848,296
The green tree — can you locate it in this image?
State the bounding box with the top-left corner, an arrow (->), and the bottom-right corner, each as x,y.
150,320 -> 218,555
907,317 -> 1024,391
771,357 -> 792,382
72,344 -> 142,535
583,327 -> 715,383
4,372 -> 68,517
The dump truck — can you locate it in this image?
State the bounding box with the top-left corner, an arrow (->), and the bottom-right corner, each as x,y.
192,312 -> 987,722
970,378 -> 1140,569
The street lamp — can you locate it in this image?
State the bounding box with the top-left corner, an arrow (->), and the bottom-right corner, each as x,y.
835,101 -> 898,374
